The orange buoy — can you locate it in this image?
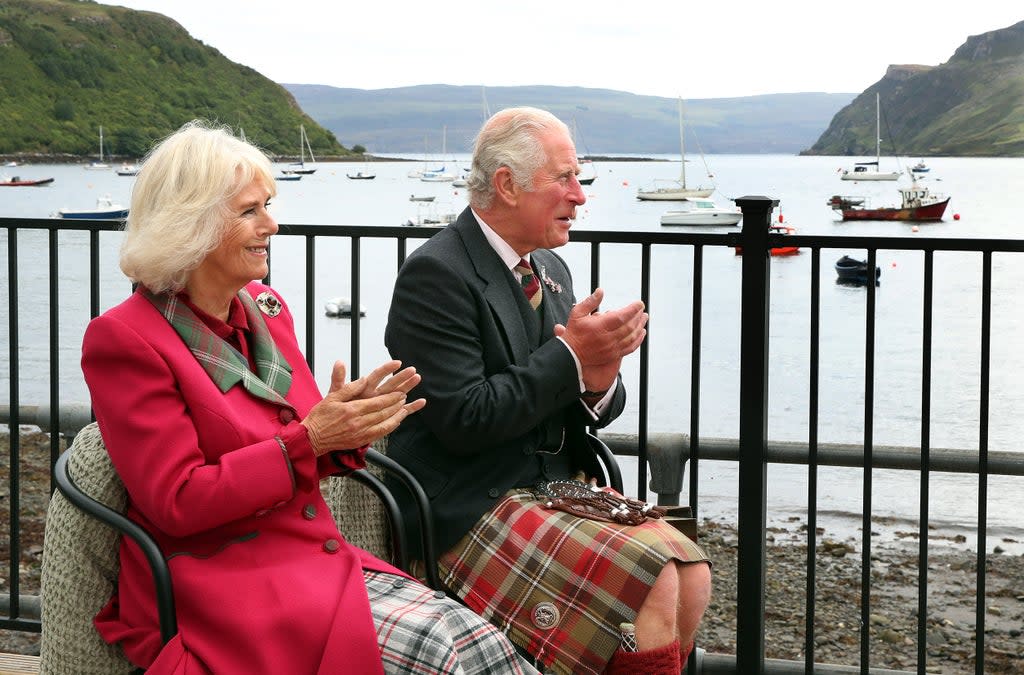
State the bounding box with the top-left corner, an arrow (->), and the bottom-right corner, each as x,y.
778,213 -> 784,223
953,213 -> 960,220
622,180 -> 629,186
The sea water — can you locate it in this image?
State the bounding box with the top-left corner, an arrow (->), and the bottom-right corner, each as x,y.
2,154 -> 1023,553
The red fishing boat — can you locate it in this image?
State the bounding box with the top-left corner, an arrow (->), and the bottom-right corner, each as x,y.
828,173 -> 949,221
0,176 -> 54,186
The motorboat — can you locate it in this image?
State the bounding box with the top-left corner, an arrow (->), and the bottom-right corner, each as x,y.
116,163 -> 139,176
403,201 -> 457,226
275,174 -> 302,181
734,224 -> 800,256
324,297 -> 366,317
346,171 -> 376,180
660,198 -> 741,226
56,195 -> 128,219
1,175 -> 54,187
911,161 -> 930,173
409,194 -> 435,202
835,255 -> 881,285
828,172 -> 949,221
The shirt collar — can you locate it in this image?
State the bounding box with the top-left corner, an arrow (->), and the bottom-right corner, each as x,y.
178,293 -> 249,339
471,208 -> 529,272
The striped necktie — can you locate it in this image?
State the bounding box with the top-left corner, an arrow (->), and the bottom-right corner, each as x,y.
515,258 -> 542,310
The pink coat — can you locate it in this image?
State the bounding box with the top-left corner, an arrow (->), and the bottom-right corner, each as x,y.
81,282 -> 405,674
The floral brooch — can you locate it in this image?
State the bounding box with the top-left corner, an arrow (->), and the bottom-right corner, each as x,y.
540,266 -> 562,294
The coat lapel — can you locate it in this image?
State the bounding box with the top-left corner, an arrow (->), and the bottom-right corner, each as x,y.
532,249 -> 572,340
142,288 -> 294,409
453,212 -> 533,362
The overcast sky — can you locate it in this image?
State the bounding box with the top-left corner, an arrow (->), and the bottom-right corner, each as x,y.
97,1 -> 1021,100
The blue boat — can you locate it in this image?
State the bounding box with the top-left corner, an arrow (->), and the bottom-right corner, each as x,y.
835,255 -> 880,285
57,195 -> 128,219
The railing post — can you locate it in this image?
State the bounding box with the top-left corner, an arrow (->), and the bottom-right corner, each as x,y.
733,195 -> 776,675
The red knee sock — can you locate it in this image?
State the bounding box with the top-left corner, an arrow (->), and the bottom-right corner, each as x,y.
605,638 -> 680,675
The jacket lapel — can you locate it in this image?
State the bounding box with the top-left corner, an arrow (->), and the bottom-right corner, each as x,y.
453,213 -> 533,362
143,288 -> 294,409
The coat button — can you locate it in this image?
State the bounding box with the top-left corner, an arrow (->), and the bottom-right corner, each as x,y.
392,577 -> 406,589
279,408 -> 295,424
302,504 -> 316,520
487,488 -> 500,498
323,538 -> 340,553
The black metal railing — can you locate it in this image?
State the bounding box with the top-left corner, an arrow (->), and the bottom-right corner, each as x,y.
4,204 -> 1024,674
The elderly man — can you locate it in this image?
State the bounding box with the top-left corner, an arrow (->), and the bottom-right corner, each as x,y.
385,107 -> 710,675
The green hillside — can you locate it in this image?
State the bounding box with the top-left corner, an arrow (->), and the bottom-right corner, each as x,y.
0,0 -> 350,159
805,20 -> 1024,157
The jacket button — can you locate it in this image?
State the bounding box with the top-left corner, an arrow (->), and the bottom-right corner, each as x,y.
279,409 -> 295,424
323,538 -> 341,553
302,504 -> 316,520
487,488 -> 500,498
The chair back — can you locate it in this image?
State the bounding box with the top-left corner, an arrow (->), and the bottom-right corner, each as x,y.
324,436 -> 392,561
40,421 -> 137,674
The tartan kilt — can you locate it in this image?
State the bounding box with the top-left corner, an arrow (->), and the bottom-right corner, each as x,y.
365,570 -> 539,674
438,490 -> 709,675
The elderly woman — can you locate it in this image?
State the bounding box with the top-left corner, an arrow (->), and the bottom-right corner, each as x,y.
81,120 -> 537,674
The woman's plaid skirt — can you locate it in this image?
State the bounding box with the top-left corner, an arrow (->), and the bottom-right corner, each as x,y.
438,490 -> 709,675
365,570 -> 539,674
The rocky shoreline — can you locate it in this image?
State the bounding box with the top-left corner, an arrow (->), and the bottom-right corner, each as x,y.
2,429 -> 1023,671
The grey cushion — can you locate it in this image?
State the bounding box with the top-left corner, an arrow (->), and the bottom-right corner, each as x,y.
40,421 -> 136,674
325,436 -> 392,561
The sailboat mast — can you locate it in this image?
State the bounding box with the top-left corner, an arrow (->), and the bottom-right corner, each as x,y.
875,92 -> 881,166
304,125 -> 316,164
678,98 -> 686,188
99,126 -> 104,162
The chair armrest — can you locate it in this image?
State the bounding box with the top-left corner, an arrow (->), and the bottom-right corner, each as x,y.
53,450 -> 177,644
587,432 -> 623,494
346,469 -> 411,571
364,449 -> 443,591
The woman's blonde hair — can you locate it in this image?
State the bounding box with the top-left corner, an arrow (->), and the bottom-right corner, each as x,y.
119,120 -> 276,293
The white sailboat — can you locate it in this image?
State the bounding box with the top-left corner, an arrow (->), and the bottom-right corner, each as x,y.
84,126 -> 109,170
637,98 -> 714,201
840,93 -> 901,181
284,125 -> 317,175
572,111 -> 597,186
420,126 -> 454,183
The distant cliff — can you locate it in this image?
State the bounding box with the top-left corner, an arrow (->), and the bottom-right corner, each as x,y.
283,84 -> 855,155
805,20 -> 1024,157
0,0 -> 349,158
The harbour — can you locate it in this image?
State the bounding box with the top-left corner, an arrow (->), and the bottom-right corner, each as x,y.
3,154 -> 1024,558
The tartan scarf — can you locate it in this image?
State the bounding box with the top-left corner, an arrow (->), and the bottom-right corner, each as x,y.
142,287 -> 294,408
